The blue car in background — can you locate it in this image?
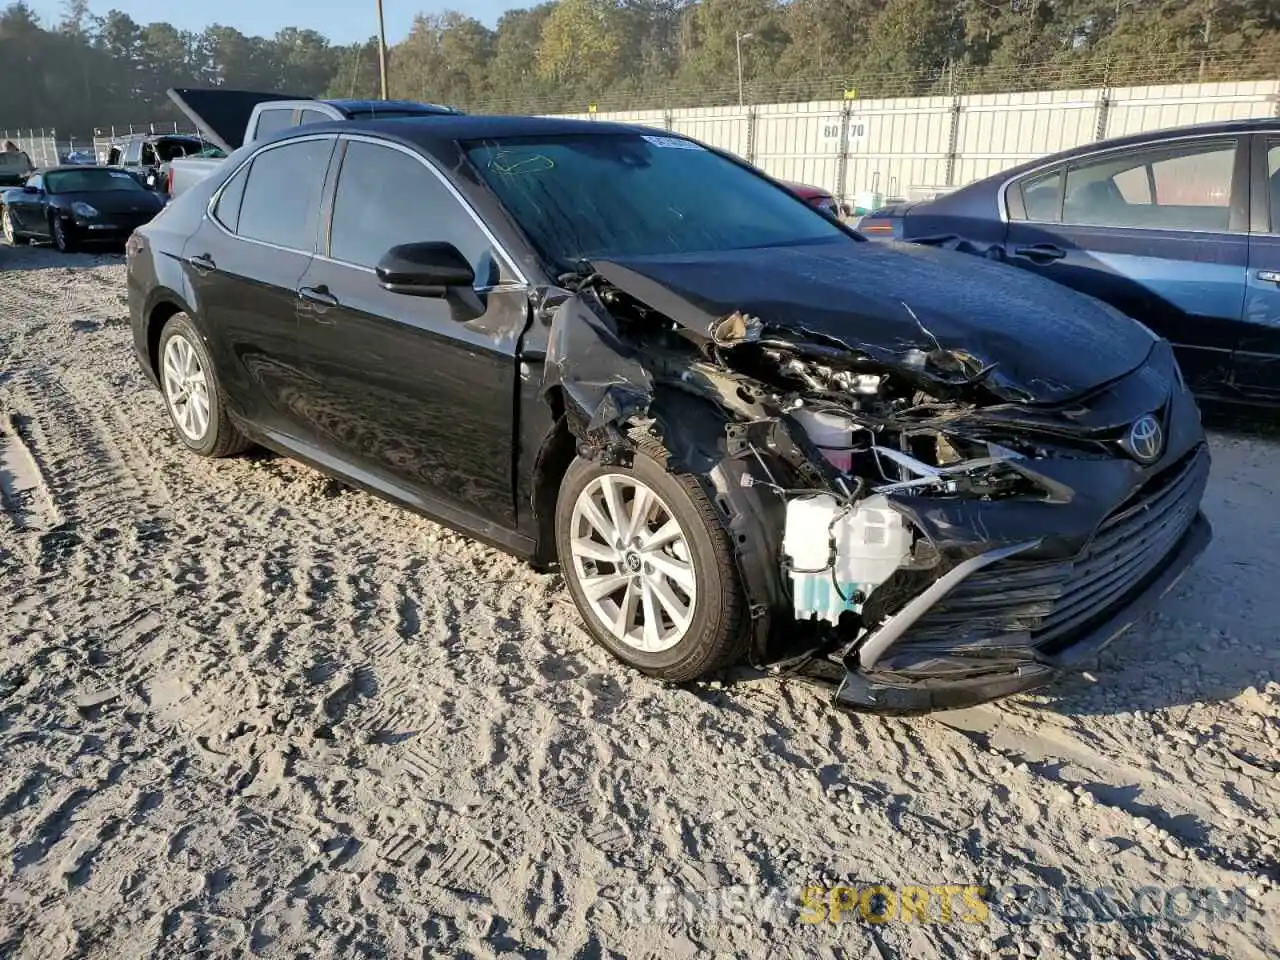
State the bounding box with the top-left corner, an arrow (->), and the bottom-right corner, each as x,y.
858,119 -> 1280,407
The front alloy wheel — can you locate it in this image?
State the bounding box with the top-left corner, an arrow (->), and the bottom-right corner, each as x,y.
1,207 -> 15,245
568,474 -> 697,653
555,443 -> 748,682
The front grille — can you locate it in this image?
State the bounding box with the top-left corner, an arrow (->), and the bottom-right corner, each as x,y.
902,444 -> 1208,649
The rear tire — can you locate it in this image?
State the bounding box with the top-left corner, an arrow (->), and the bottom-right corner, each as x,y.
555,440 -> 748,682
157,313 -> 250,458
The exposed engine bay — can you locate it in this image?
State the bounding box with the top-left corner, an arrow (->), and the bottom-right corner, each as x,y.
537,249 -> 1211,711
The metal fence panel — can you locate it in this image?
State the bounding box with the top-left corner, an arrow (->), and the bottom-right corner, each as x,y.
23,78 -> 1276,203
1105,80 -> 1280,138
574,78 -> 1277,201
668,105 -> 751,157
843,95 -> 952,201
752,100 -> 844,195
952,89 -> 1101,185
595,108 -> 668,129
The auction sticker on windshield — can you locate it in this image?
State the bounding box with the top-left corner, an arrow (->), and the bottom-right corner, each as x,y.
642,135 -> 704,150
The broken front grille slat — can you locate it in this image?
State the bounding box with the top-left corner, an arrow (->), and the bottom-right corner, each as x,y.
899,444 -> 1207,649
1033,499 -> 1198,641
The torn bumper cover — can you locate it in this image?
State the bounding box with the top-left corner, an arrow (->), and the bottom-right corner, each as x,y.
539,241 -> 1213,712
835,509 -> 1212,713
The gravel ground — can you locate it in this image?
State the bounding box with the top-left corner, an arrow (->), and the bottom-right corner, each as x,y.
0,244 -> 1276,959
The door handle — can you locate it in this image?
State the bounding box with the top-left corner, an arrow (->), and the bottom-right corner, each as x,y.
1012,244 -> 1067,263
1259,270 -> 1280,285
298,285 -> 339,307
186,252 -> 215,272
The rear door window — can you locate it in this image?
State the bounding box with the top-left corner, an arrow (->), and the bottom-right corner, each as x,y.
236,138 -> 333,251
1016,168 -> 1064,222
328,139 -> 499,282
253,108 -> 295,139
1061,139 -> 1237,232
213,163 -> 250,233
298,109 -> 332,127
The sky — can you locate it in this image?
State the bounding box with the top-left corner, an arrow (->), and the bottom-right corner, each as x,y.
26,0 -> 523,43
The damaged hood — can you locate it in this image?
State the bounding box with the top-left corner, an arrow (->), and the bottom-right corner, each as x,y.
594,240 -> 1156,404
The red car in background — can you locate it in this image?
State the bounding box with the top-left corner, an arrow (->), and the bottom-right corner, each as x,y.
780,178 -> 842,218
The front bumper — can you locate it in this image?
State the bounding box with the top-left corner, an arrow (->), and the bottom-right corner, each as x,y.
73,217 -> 151,237
832,511 -> 1212,713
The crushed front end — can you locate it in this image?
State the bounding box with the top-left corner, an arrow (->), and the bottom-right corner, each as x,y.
540,249 -> 1212,713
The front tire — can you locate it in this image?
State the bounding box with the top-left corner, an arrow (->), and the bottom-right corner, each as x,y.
50,214 -> 76,253
157,313 -> 249,458
1,206 -> 19,245
555,441 -> 748,682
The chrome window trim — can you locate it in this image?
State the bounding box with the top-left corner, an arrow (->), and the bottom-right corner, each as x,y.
330,134 -> 529,287
1263,138 -> 1280,236
997,132 -> 1246,231
206,133 -> 337,257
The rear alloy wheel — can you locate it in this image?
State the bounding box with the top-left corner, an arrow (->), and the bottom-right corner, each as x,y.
158,313 -> 249,458
1,207 -> 17,245
556,443 -> 748,682
50,214 -> 76,253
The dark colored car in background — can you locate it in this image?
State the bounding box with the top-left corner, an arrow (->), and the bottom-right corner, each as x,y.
858,119 -> 1280,407
127,110 -> 1209,713
0,146 -> 35,186
2,166 -> 166,251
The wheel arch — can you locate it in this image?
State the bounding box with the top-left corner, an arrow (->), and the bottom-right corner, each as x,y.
144,294 -> 194,382
540,383 -> 785,663
530,385 -> 575,568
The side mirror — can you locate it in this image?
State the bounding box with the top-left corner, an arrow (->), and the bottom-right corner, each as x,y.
376,242 -> 475,297
22,183 -> 38,194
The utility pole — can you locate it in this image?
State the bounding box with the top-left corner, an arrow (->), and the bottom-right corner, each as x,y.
376,0 -> 390,100
736,31 -> 754,107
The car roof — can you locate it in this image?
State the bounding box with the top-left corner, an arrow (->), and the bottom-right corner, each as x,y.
36,166 -> 132,174
977,117 -> 1280,188
111,133 -> 204,142
915,115 -> 1280,218
1033,117 -> 1278,165
322,98 -> 459,115
290,113 -> 671,144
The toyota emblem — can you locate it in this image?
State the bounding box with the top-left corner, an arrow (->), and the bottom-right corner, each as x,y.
1126,414 -> 1164,464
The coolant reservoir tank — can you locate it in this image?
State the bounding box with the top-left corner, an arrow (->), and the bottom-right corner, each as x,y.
791,408 -> 854,472
832,495 -> 911,588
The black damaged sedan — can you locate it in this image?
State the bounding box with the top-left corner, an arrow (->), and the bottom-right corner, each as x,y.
126,107 -> 1211,712
2,166 -> 166,251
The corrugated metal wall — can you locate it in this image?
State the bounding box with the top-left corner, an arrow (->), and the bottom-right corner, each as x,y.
552,79 -> 1279,203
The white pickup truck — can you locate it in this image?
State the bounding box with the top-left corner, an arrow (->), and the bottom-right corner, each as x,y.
164,88 -> 462,198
